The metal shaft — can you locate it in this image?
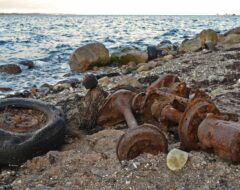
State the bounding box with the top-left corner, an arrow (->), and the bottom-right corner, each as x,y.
161,105 -> 183,124
116,97 -> 138,129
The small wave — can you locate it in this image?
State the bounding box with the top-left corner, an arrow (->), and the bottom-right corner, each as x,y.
56,44 -> 71,49
162,29 -> 179,36
0,40 -> 11,45
104,37 -> 115,43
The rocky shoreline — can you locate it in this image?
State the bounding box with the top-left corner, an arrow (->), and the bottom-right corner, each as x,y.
1,27 -> 240,189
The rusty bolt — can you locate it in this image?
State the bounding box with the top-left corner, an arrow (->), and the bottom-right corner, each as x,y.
97,89 -> 168,161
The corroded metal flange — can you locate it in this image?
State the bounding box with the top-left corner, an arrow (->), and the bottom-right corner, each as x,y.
116,124 -> 168,161
179,98 -> 219,150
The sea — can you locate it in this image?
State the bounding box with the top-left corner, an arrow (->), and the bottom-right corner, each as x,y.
0,15 -> 240,97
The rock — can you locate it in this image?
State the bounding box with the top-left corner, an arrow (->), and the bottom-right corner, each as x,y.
98,76 -> 110,87
57,78 -> 80,88
224,26 -> 240,36
117,76 -> 142,88
82,74 -> 98,89
163,54 -> 174,61
204,41 -> 216,50
122,67 -> 132,75
137,64 -> 150,72
199,29 -> 218,48
0,64 -> 22,74
38,87 -> 50,96
41,83 -> 53,89
147,45 -> 158,60
19,60 -> 34,69
53,83 -> 71,92
167,148 -> 188,171
0,87 -> 12,92
179,37 -> 202,52
69,43 -> 109,72
110,49 -> 148,65
222,34 -> 240,44
156,40 -> 178,56
127,61 -> 137,70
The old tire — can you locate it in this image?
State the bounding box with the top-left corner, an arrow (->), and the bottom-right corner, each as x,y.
0,98 -> 65,166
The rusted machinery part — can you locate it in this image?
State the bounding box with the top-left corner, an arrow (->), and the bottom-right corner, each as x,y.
116,124 -> 168,161
131,92 -> 146,114
139,74 -> 182,111
146,74 -> 180,95
191,89 -> 213,102
132,91 -> 174,123
178,98 -> 219,150
155,90 -> 189,107
160,104 -> 183,124
160,82 -> 190,98
97,89 -> 136,127
132,90 -> 189,115
198,113 -> 240,163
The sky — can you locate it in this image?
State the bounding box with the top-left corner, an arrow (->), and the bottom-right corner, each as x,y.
0,0 -> 239,15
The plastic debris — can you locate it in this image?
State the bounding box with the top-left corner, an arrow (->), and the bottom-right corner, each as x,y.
167,148 -> 188,171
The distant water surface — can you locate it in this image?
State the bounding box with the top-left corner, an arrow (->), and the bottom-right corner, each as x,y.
0,15 -> 240,96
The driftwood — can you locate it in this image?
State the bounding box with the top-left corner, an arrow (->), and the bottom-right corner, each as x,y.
75,86 -> 108,131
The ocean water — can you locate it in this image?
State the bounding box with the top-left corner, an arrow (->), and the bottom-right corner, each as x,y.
0,15 -> 240,96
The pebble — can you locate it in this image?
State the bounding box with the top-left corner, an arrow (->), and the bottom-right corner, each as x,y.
98,76 -> 110,87
0,87 -> 12,92
127,61 -> 137,70
137,64 -> 150,72
117,76 -> 142,88
53,83 -> 71,92
163,54 -> 174,61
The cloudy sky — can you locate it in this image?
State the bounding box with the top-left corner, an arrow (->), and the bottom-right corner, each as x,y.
0,0 -> 239,15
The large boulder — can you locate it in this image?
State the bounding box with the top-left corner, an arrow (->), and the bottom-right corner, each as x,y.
157,40 -> 179,56
179,38 -> 202,52
224,26 -> 240,36
0,64 -> 22,74
199,29 -> 218,47
69,43 -> 109,72
222,34 -> 240,44
110,49 -> 148,65
180,29 -> 219,52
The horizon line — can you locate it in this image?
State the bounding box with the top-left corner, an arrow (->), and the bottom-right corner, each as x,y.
0,12 -> 239,16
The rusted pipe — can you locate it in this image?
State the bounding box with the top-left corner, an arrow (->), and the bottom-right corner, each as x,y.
115,93 -> 138,129
198,113 -> 240,163
161,105 -> 183,124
